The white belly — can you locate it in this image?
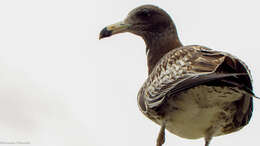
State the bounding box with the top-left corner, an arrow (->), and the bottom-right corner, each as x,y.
160,85 -> 244,139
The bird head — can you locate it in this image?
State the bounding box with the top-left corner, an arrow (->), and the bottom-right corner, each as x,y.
99,5 -> 175,40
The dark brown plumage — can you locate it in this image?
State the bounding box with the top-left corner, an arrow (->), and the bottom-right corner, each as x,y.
99,4 -> 255,146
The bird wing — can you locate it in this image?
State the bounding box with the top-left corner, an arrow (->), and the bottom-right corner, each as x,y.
138,45 -> 253,112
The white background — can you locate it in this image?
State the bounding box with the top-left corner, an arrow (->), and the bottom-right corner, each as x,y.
0,0 -> 259,146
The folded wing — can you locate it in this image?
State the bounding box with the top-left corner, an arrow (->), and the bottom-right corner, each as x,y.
138,45 -> 253,122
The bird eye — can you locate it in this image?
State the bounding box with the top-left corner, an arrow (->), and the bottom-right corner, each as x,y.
137,9 -> 151,18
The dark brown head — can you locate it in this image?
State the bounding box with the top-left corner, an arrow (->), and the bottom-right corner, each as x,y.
99,5 -> 177,41
100,5 -> 182,74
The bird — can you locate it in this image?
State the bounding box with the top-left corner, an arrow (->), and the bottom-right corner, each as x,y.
99,4 -> 256,146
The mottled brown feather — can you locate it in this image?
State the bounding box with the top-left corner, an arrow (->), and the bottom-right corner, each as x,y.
138,45 -> 253,128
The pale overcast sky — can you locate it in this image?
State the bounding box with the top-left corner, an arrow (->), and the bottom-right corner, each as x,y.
0,0 -> 260,146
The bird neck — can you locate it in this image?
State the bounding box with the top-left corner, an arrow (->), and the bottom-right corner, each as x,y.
143,28 -> 182,74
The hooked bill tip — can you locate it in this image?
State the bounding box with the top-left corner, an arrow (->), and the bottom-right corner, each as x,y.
99,27 -> 112,40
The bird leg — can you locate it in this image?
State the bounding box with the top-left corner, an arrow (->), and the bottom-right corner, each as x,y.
157,122 -> 166,146
204,126 -> 215,146
205,136 -> 212,146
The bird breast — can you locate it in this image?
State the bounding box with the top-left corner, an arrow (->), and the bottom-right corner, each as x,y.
148,85 -> 244,139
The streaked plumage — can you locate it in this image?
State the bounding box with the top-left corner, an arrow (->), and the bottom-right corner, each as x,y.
137,45 -> 253,139
99,4 -> 255,146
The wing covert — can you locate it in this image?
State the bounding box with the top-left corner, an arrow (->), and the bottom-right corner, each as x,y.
138,45 -> 252,110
